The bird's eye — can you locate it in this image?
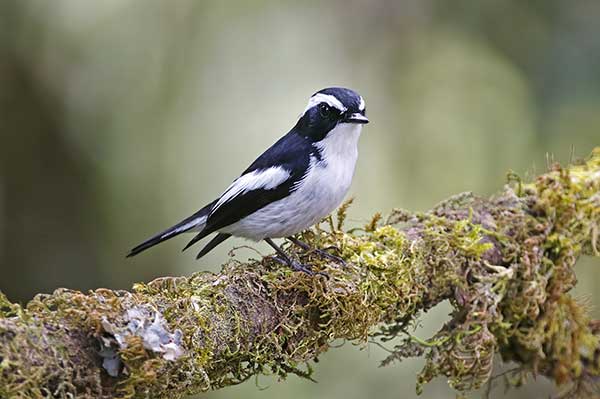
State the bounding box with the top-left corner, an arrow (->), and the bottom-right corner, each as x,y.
318,103 -> 331,118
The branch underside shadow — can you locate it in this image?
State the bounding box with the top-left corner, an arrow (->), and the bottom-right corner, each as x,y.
1,148 -> 599,399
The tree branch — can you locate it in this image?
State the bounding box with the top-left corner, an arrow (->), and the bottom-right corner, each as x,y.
1,148 -> 599,399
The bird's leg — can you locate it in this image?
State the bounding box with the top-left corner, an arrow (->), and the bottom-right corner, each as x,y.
287,236 -> 347,266
264,238 -> 314,275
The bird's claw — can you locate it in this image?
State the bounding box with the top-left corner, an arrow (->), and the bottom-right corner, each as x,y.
271,255 -> 288,266
290,260 -> 315,275
311,248 -> 347,267
288,237 -> 347,267
290,260 -> 329,277
270,256 -> 326,277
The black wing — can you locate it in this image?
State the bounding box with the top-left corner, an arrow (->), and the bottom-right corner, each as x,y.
194,131 -> 314,239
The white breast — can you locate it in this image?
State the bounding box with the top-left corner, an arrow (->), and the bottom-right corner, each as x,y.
222,123 -> 362,241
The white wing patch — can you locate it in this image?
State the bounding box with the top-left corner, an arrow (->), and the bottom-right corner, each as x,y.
162,216 -> 207,238
211,166 -> 291,214
303,93 -> 347,116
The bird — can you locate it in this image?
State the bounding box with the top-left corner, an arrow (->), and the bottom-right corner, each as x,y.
127,87 -> 369,273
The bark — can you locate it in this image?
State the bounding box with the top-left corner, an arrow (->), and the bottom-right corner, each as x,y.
1,148 -> 599,399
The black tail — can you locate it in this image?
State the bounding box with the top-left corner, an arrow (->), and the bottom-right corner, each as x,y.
127,205 -> 211,258
195,233 -> 231,259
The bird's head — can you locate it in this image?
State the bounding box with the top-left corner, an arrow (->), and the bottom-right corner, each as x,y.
296,87 -> 368,142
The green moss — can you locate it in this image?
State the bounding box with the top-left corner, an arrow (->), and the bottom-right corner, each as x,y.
0,291 -> 22,319
373,148 -> 600,395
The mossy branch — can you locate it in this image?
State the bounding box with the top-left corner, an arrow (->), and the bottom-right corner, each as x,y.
1,148 -> 599,399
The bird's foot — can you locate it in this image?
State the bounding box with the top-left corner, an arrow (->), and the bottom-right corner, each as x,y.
311,247 -> 347,267
287,237 -> 347,267
288,259 -> 329,277
290,260 -> 316,275
271,255 -> 292,268
270,256 -> 325,276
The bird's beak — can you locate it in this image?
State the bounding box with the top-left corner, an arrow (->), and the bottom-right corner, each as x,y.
343,112 -> 369,124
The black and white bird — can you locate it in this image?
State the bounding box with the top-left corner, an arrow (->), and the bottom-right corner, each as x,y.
127,87 -> 368,272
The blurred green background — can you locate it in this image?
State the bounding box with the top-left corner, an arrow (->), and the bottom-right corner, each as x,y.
0,1 -> 598,398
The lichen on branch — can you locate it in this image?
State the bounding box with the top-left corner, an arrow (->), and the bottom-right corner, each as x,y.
1,148 -> 599,399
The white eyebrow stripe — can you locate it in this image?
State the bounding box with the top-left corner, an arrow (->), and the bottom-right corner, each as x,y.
303,93 -> 347,115
211,166 -> 291,214
358,96 -> 365,111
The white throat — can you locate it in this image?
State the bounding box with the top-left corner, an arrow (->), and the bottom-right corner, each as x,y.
314,122 -> 362,162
